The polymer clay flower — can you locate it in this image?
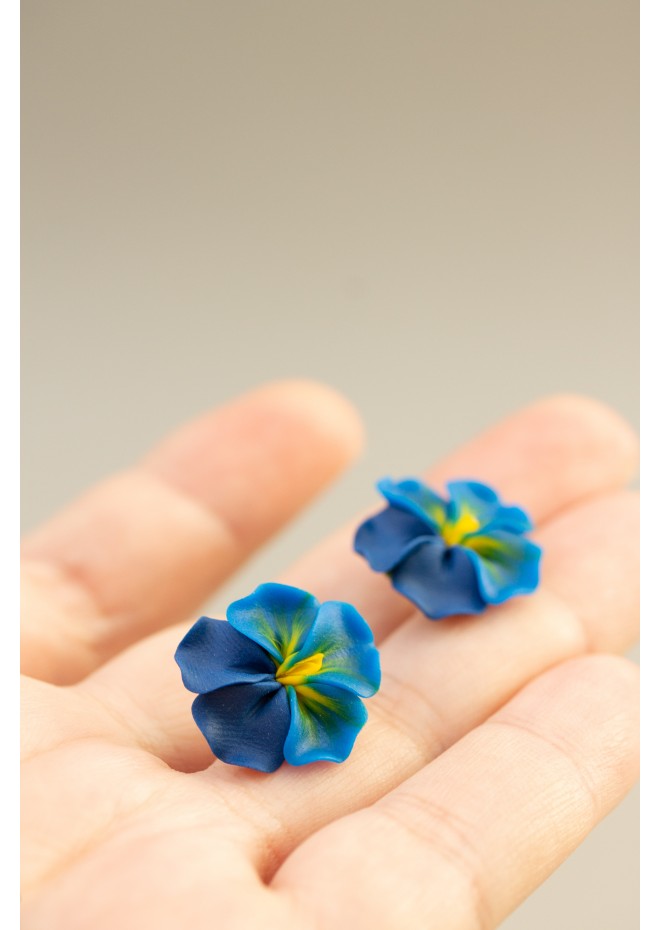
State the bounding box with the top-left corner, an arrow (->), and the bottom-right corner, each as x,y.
354,478 -> 541,620
175,583 -> 381,772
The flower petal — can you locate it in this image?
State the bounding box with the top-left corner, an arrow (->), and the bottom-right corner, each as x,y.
292,601 -> 381,697
226,583 -> 320,664
376,477 -> 447,531
484,505 -> 533,534
446,480 -> 532,534
175,617 -> 275,694
283,682 -> 368,765
389,538 -> 486,619
192,681 -> 290,772
354,506 -> 435,572
445,480 -> 499,522
463,530 -> 542,604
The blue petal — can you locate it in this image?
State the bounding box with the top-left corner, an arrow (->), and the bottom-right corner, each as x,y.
389,538 -> 486,619
293,601 -> 381,697
376,477 -> 447,532
192,681 -> 290,772
283,682 -> 368,765
354,506 -> 435,572
445,480 -> 500,524
463,531 -> 542,604
446,480 -> 532,534
485,505 -> 533,534
226,583 -> 320,664
175,617 -> 275,694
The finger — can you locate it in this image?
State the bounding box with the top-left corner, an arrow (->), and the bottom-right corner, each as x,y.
281,393 -> 638,639
21,380 -> 363,684
273,655 -> 639,930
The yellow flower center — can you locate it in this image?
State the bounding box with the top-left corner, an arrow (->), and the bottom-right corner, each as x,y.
442,507 -> 480,547
275,652 -> 324,687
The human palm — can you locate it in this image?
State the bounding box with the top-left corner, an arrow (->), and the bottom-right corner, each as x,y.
21,382 -> 639,929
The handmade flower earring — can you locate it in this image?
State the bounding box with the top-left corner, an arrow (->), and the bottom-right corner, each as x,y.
354,477 -> 541,620
175,583 -> 380,772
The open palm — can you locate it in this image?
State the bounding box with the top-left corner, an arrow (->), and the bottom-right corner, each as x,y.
21,382 -> 639,930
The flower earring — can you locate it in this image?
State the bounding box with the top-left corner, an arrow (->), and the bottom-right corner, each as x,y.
175,583 -> 380,772
354,477 -> 541,619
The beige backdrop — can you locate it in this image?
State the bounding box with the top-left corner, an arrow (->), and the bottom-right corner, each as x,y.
22,2 -> 639,927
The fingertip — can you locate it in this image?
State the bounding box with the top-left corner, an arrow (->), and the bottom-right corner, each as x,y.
147,378 -> 364,476
538,489 -> 640,653
254,379 -> 365,465
553,654 -> 640,786
142,380 -> 365,549
505,653 -> 640,754
555,652 -> 640,700
525,394 -> 639,481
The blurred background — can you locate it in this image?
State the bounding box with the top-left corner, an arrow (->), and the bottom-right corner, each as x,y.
22,2 -> 638,927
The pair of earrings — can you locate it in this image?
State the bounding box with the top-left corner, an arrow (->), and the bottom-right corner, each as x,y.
175,477 -> 542,772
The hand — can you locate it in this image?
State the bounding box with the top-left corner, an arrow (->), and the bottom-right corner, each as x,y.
21,381 -> 639,930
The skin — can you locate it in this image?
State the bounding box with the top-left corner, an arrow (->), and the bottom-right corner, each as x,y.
21,380 -> 640,930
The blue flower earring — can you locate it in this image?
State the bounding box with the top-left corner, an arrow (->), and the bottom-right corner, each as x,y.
354,477 -> 541,619
175,583 -> 380,772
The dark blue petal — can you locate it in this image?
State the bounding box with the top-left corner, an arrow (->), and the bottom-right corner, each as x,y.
293,601 -> 381,697
175,617 -> 275,694
463,531 -> 542,604
192,681 -> 290,772
354,506 -> 435,572
283,682 -> 368,766
226,583 -> 319,664
389,538 -> 486,619
376,477 -> 447,531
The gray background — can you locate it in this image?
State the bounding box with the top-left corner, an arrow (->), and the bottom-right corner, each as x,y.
22,2 -> 639,927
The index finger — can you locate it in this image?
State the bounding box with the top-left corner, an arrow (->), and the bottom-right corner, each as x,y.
21,380 -> 364,683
